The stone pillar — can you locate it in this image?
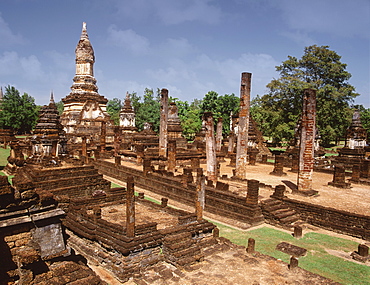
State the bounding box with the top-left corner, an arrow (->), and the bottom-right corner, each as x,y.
113,126 -> 121,156
167,140 -> 176,172
271,185 -> 286,199
183,168 -> 193,184
289,257 -> 299,269
215,118 -> 223,152
328,164 -> 350,188
81,136 -> 87,157
294,226 -> 303,239
159,88 -> 169,158
297,88 -> 316,192
161,197 -> 168,208
191,157 -> 200,169
358,244 -> 369,257
195,172 -> 206,221
203,112 -> 217,183
94,148 -> 100,159
143,158 -> 151,175
136,144 -> 144,165
246,238 -> 255,254
126,176 -> 135,237
115,155 -> 121,166
351,164 -> 360,182
248,149 -> 258,165
360,160 -> 370,178
290,152 -> 299,173
261,154 -> 267,164
236,72 -> 252,179
100,121 -> 106,153
269,155 -> 286,176
246,179 -> 259,206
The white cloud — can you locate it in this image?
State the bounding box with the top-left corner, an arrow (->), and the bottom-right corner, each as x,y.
0,13 -> 25,47
278,0 -> 370,39
107,25 -> 150,55
109,0 -> 222,25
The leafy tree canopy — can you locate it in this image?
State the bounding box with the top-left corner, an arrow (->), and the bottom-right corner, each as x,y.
0,85 -> 38,134
107,98 -> 122,125
252,45 -> 359,145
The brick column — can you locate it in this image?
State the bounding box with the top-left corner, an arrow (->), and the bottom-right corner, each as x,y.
236,72 -> 252,179
126,176 -> 135,237
271,185 -> 286,199
81,136 -> 87,157
203,112 -> 217,183
246,179 -> 259,206
143,158 -> 152,175
248,149 -> 259,165
351,164 -> 360,182
100,121 -> 106,153
191,157 -> 200,169
215,118 -> 223,152
183,168 -> 193,184
328,164 -> 350,188
167,140 -> 176,172
290,152 -> 299,173
195,172 -> 205,221
159,88 -> 168,158
115,155 -> 121,166
297,88 -> 316,192
136,144 -> 144,165
360,160 -> 370,178
270,155 -> 286,176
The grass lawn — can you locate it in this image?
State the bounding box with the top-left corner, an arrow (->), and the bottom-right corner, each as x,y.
214,222 -> 370,285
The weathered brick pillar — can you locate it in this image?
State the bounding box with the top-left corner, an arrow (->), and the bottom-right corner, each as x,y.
297,88 -> 316,192
351,164 -> 360,182
183,168 -> 193,184
81,137 -> 87,157
195,172 -> 205,221
236,72 -> 252,179
360,160 -> 370,178
294,226 -> 303,239
358,244 -> 369,257
136,144 -> 144,165
113,126 -> 121,156
203,112 -> 217,183
248,149 -> 258,165
126,176 -> 135,237
115,155 -> 121,166
261,154 -> 267,164
159,88 -> 168,158
271,185 -> 286,199
143,158 -> 151,175
167,140 -> 176,172
328,164 -> 350,188
94,148 -> 100,159
228,115 -> 237,156
191,157 -> 200,169
161,197 -> 168,208
290,152 -> 299,173
246,238 -> 255,254
269,155 -> 286,176
100,121 -> 106,153
216,118 -> 223,152
229,153 -> 236,167
246,179 -> 259,206
289,257 -> 299,269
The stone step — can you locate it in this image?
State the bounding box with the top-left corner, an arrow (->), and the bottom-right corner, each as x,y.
274,210 -> 296,219
280,214 -> 300,224
262,198 -> 281,206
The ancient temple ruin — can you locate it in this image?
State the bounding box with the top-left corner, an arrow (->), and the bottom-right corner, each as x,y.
60,22 -> 114,153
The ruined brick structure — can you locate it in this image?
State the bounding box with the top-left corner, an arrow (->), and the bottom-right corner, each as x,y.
31,92 -> 67,157
60,22 -> 114,152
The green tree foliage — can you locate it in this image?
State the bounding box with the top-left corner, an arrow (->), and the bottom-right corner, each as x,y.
55,101 -> 64,115
353,104 -> 370,141
200,91 -> 239,136
174,98 -> 202,140
0,86 -> 38,134
107,98 -> 122,125
134,88 -> 160,132
252,45 -> 358,145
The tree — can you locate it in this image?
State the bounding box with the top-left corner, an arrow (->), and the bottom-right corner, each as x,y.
0,85 -> 38,134
252,45 -> 358,145
175,98 -> 202,140
200,91 -> 239,136
55,101 -> 64,115
134,88 -> 160,132
107,98 -> 122,125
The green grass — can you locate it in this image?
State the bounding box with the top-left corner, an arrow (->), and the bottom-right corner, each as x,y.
213,223 -> 370,285
0,146 -> 10,167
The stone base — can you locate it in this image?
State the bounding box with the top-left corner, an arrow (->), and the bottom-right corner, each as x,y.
328,181 -> 351,189
292,189 -> 319,197
269,171 -> 287,176
350,252 -> 370,263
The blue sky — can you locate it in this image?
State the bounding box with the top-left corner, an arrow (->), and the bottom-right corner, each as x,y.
0,0 -> 369,108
